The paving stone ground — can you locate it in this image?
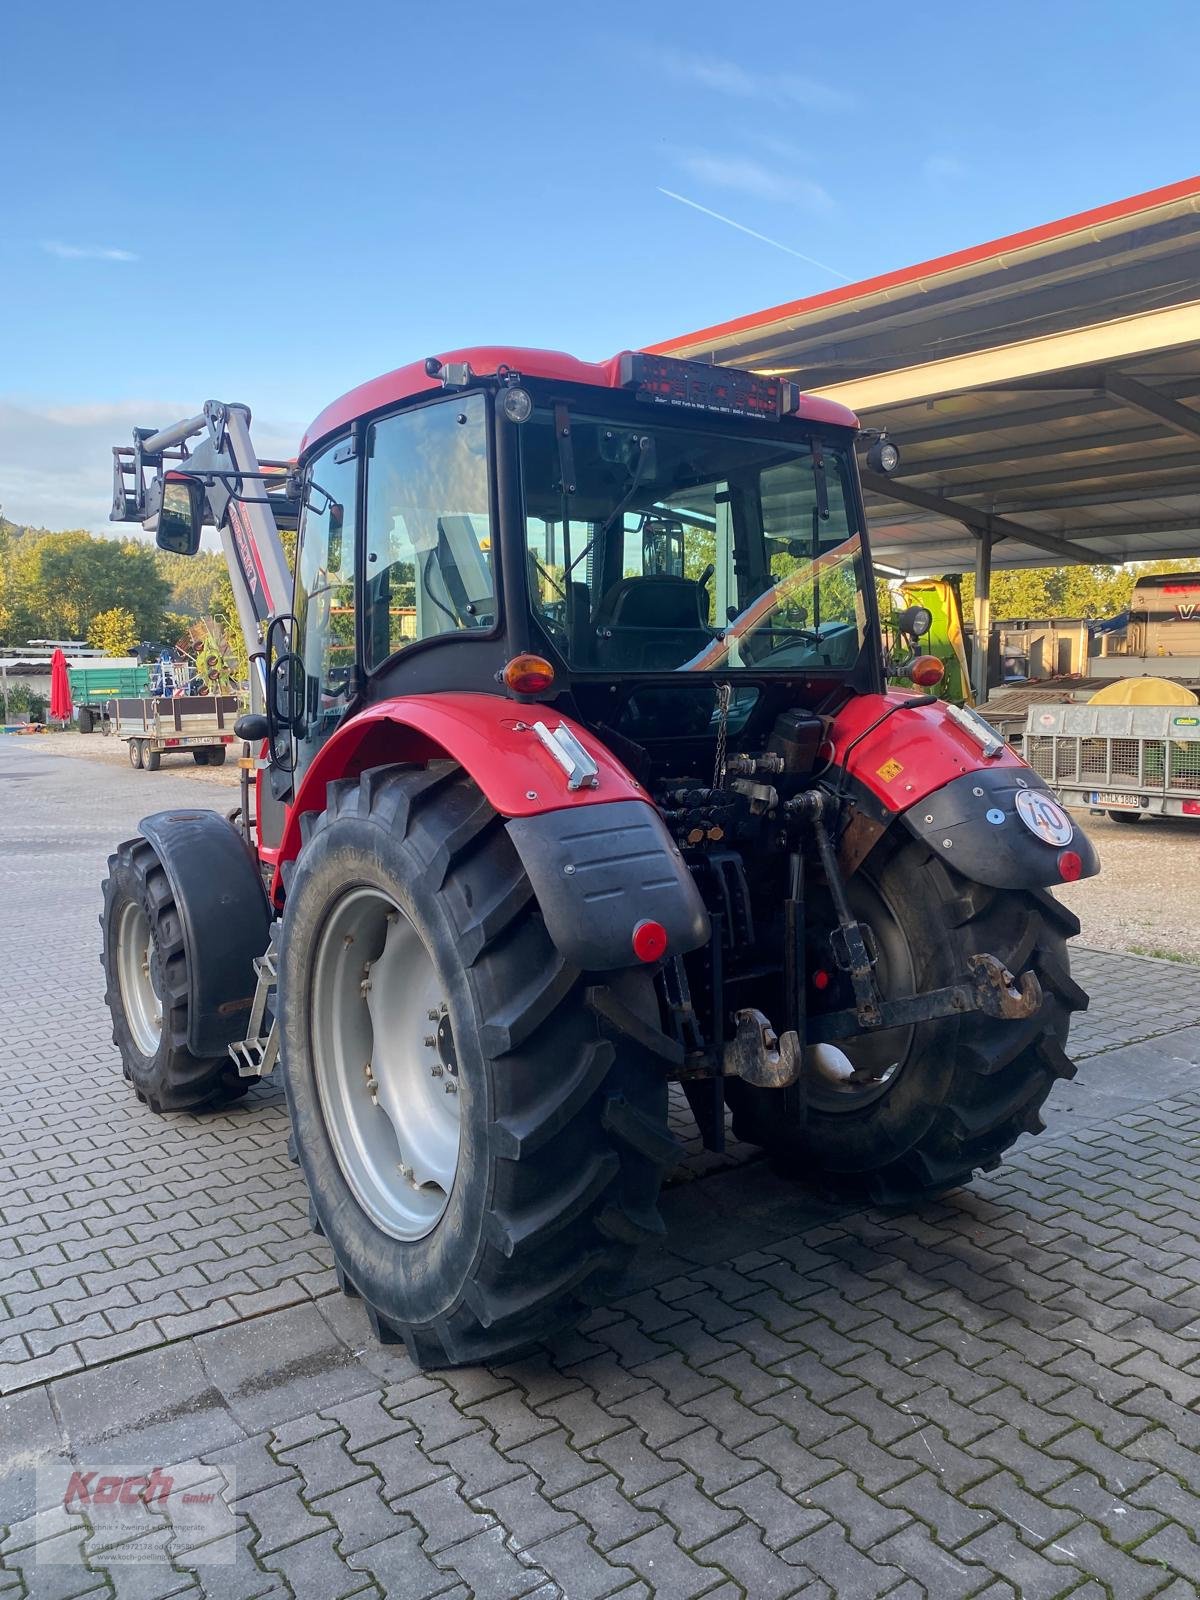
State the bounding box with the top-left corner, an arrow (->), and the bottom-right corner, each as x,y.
4,735 -> 1200,1598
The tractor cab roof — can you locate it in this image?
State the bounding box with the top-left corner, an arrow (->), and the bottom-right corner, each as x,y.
300,346 -> 859,459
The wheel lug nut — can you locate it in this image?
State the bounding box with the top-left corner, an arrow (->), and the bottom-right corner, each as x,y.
445,1081 -> 458,1095
424,1035 -> 436,1048
427,1009 -> 440,1021
431,1064 -> 443,1077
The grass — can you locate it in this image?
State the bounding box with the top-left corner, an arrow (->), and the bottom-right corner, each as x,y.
1128,943 -> 1200,966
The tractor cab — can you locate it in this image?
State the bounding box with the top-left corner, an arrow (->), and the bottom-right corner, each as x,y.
280,350 -> 879,799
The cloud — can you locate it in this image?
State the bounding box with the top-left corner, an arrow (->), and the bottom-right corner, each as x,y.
40,241 -> 139,262
922,155 -> 968,183
673,150 -> 833,211
0,398 -> 300,534
657,49 -> 854,113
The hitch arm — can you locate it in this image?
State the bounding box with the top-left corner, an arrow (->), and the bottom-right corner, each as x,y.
807,954 -> 1042,1044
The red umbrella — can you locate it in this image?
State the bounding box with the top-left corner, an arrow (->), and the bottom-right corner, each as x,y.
49,648 -> 72,724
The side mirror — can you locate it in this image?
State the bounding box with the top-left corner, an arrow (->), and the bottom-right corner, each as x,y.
269,651 -> 306,734
156,473 -> 205,555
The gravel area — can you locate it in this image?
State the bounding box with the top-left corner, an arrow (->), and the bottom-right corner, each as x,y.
1,727 -> 240,789
10,731 -> 1193,961
1057,805 -> 1200,963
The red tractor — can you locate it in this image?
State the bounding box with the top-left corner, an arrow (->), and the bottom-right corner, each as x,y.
101,349 -> 1097,1365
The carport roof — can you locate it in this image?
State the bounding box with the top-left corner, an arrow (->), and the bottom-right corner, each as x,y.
648,177 -> 1200,574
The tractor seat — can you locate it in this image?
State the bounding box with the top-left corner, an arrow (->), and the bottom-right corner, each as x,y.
594,575 -> 713,669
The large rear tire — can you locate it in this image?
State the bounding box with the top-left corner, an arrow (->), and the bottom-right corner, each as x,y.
725,834 -> 1085,1202
100,837 -> 230,1111
279,762 -> 675,1367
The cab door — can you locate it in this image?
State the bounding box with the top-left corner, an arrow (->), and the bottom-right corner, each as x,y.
292,437 -> 359,780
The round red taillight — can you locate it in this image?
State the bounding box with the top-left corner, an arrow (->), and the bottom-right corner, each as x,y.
502,654 -> 555,695
812,969 -> 831,991
1058,849 -> 1083,882
632,920 -> 668,963
909,655 -> 946,688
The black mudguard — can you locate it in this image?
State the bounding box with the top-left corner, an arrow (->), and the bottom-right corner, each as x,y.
899,767 -> 1099,890
139,810 -> 271,1057
506,800 -> 709,971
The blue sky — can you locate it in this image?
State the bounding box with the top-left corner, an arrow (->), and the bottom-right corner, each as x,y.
2,0 -> 1198,529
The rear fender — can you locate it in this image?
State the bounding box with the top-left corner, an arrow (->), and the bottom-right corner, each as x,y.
271,694 -> 710,965
827,692 -> 1099,890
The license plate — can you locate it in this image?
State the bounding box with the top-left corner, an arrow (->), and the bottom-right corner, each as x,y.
1092,791 -> 1140,808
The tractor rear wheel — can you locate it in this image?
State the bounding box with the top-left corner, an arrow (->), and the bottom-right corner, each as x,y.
279,762 -> 674,1367
100,838 -> 229,1111
724,835 -> 1085,1202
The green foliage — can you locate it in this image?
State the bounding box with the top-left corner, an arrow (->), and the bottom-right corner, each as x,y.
88,606 -> 139,656
0,525 -> 170,647
0,524 -> 258,654
1,682 -> 47,721
961,558 -> 1200,622
154,549 -> 227,618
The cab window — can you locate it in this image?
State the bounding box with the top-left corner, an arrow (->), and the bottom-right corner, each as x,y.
364,394 -> 495,669
294,440 -> 357,764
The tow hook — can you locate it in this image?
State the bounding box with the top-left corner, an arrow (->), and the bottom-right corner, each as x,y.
969,954 -> 1042,1020
724,1008 -> 802,1088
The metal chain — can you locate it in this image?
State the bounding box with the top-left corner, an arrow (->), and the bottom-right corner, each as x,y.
713,682 -> 732,789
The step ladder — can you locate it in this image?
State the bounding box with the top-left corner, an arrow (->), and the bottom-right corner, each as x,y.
228,923 -> 279,1078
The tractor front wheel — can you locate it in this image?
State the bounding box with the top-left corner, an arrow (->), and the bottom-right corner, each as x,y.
725,835 -> 1085,1202
279,762 -> 674,1367
100,838 -> 230,1111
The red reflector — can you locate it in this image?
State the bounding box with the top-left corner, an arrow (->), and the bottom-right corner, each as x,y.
812,969 -> 830,991
165,738 -> 180,747
1058,849 -> 1083,882
632,919 -> 668,963
502,654 -> 555,695
1183,800 -> 1200,816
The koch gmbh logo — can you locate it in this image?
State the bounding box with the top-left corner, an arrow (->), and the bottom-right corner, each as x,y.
34,1460 -> 237,1568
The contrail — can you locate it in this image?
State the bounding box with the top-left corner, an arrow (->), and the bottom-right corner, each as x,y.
657,188 -> 851,282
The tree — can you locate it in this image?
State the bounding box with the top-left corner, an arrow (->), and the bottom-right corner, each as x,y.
89,606 -> 140,656
156,549 -> 228,619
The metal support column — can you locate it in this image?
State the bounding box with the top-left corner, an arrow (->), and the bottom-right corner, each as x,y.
972,527 -> 992,707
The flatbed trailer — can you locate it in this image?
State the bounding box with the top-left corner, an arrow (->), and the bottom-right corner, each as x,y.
1024,701 -> 1200,821
111,694 -> 239,771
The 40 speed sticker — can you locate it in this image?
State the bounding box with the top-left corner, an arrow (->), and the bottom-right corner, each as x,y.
1015,788 -> 1074,847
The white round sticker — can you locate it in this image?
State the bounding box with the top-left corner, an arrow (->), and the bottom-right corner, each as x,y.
1015,788 -> 1073,847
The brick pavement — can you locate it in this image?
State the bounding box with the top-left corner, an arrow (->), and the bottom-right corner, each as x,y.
4,736 -> 1200,1597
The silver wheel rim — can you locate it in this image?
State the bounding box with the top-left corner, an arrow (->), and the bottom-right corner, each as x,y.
808,874 -> 915,1112
116,899 -> 162,1057
311,887 -> 461,1241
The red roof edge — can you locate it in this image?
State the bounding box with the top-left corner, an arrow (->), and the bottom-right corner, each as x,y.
645,174 -> 1200,358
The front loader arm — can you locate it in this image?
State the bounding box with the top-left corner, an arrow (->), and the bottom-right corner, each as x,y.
111,400 -> 294,712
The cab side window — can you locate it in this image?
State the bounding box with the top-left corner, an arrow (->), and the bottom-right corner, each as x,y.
364,393 -> 494,670
294,441 -> 357,765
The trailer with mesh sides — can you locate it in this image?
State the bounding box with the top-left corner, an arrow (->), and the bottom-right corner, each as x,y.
1024,702 -> 1200,823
